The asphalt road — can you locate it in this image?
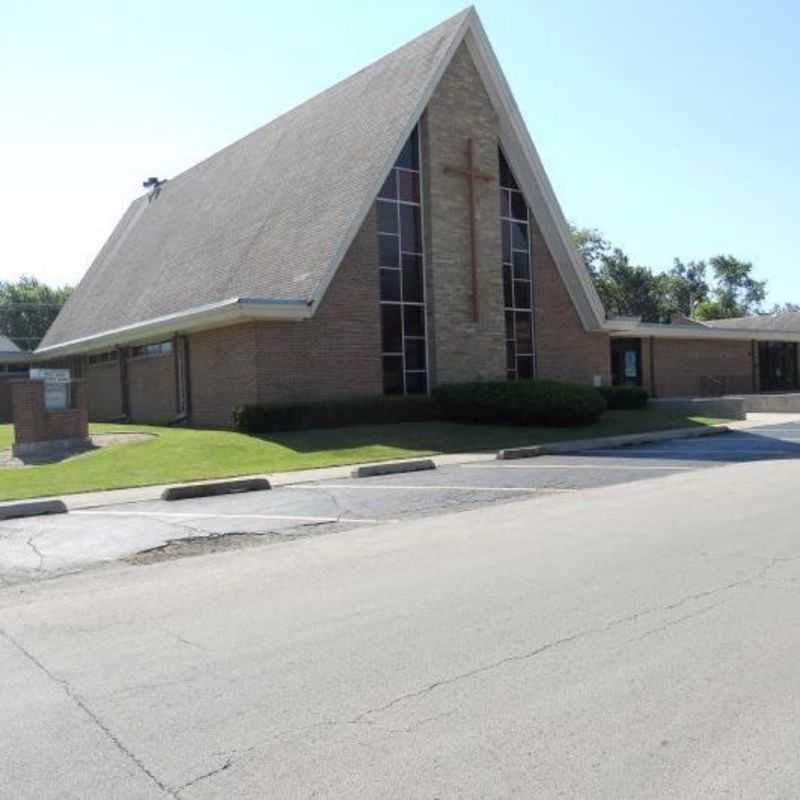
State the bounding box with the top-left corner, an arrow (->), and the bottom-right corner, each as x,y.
3,420 -> 800,585
2,426 -> 800,798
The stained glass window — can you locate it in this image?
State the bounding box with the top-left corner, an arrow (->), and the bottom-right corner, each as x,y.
377,127 -> 428,394
499,149 -> 534,379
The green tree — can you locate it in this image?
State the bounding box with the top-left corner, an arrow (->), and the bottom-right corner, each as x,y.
663,259 -> 709,317
767,302 -> 800,314
593,248 -> 670,322
571,226 -> 670,321
571,225 -> 773,323
570,226 -> 611,276
0,276 -> 72,351
693,256 -> 766,320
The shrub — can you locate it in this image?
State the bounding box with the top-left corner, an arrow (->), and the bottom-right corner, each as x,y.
598,385 -> 649,410
433,379 -> 606,426
233,395 -> 441,434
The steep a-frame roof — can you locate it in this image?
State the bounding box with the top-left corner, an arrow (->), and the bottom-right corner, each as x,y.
40,7 -> 605,356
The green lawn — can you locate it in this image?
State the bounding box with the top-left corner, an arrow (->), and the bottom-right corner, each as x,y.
0,410 -> 725,501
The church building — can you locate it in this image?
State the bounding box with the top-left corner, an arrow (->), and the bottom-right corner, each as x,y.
37,8 -> 800,425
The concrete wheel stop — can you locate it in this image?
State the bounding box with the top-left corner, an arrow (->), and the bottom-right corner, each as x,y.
351,459 -> 436,478
497,424 -> 731,460
0,500 -> 68,520
161,478 -> 271,501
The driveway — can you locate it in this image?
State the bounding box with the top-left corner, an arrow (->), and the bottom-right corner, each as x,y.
2,418 -> 800,585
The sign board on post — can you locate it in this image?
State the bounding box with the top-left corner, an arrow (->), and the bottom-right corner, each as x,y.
29,368 -> 71,412
30,369 -> 71,383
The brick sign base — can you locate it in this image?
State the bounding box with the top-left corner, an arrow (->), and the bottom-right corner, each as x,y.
11,380 -> 90,458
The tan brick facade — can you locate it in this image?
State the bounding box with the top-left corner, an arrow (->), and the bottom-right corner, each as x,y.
12,380 -> 89,447
422,43 -> 506,385
530,216 -> 610,385
647,337 -> 754,397
189,324 -> 258,428
87,361 -> 123,421
128,352 -> 178,423
188,208 -> 382,427
254,208 -> 382,404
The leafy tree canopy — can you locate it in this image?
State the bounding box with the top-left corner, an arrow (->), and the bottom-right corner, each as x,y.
570,226 -> 779,323
0,276 -> 72,351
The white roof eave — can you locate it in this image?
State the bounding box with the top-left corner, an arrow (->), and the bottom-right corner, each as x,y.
34,297 -> 311,360
606,321 -> 800,343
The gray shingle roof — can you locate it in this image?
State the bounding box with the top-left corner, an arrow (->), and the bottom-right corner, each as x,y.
41,9 -> 471,350
704,312 -> 800,333
0,334 -> 21,353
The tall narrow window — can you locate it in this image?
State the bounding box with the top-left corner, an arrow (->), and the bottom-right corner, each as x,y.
499,149 -> 534,379
376,126 -> 428,394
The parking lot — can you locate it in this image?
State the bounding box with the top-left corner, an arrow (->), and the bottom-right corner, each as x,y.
2,419 -> 800,585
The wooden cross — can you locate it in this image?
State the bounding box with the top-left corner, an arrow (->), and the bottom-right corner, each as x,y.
443,138 -> 495,322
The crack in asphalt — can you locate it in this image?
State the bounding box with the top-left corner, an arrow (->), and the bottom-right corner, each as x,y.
167,630 -> 207,651
174,759 -> 233,795
348,554 -> 799,726
627,603 -> 721,644
97,550 -> 800,785
25,535 -> 46,570
0,626 -> 179,798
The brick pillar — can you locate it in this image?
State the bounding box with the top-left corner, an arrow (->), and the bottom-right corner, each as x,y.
70,380 -> 90,434
11,381 -> 47,445
12,379 -> 90,456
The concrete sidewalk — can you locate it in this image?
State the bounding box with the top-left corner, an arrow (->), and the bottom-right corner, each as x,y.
1,412 -> 797,512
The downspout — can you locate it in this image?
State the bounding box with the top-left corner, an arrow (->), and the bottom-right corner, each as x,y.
184,336 -> 193,424
751,339 -> 758,393
169,334 -> 192,426
649,336 -> 657,398
173,333 -> 181,416
118,346 -> 131,420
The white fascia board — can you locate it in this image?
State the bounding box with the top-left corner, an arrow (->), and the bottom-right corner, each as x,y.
603,317 -> 643,331
463,17 -> 607,331
607,323 -> 800,343
34,297 -> 311,360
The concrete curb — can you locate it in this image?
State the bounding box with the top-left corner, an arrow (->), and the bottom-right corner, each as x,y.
161,478 -> 271,501
497,424 -> 731,460
351,459 -> 436,478
0,500 -> 68,520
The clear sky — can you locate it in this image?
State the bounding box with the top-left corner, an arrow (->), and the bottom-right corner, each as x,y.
1,0 -> 798,304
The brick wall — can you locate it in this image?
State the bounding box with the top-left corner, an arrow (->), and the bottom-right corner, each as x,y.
650,337 -> 754,397
0,382 -> 12,423
12,380 -> 89,446
11,381 -> 46,443
422,42 -> 506,385
186,210 -> 382,427
87,361 -> 123,421
254,208 -> 382,406
532,216 -> 611,385
189,323 -> 259,427
128,352 -> 177,423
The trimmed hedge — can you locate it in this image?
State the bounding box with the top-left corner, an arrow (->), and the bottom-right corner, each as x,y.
433,379 -> 606,426
233,396 -> 441,434
598,385 -> 649,410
